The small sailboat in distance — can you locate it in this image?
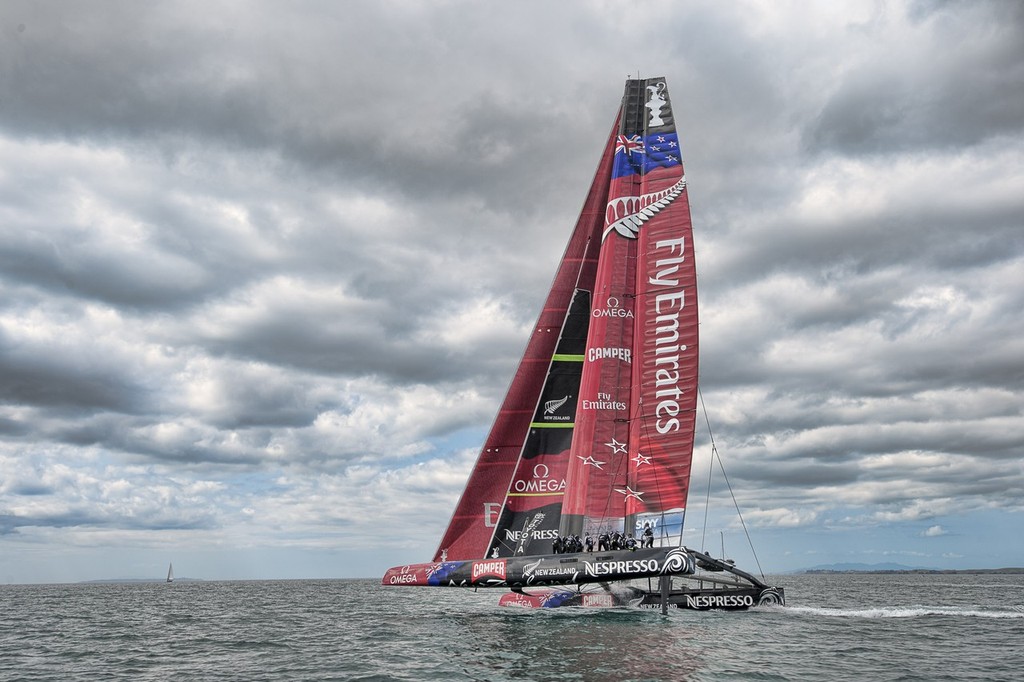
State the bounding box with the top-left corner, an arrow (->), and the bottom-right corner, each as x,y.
166,563 -> 174,583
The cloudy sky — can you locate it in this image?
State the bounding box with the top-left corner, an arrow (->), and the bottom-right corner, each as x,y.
1,0 -> 1022,584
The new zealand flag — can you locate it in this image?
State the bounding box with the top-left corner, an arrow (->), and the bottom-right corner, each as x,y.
612,132 -> 682,179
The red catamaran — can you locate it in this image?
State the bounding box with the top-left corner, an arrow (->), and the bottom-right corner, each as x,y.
382,77 -> 784,610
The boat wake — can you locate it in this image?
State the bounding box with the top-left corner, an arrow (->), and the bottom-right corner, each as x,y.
784,605 -> 1024,619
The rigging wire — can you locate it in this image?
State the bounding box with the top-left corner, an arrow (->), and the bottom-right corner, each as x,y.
697,387 -> 767,581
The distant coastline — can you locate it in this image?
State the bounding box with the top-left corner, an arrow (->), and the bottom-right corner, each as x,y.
802,567 -> 1024,575
79,578 -> 204,584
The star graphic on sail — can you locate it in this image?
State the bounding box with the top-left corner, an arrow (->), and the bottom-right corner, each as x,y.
577,455 -> 605,469
605,438 -> 627,454
632,452 -> 651,468
614,485 -> 644,501
649,135 -> 678,150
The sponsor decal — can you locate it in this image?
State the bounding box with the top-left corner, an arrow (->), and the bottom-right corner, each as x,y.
501,593 -> 540,608
685,594 -> 755,609
522,558 -> 580,584
523,558 -> 574,579
592,297 -> 634,319
580,548 -> 692,579
582,396 -> 627,411
471,559 -> 507,583
660,547 -> 695,574
526,566 -> 578,580
582,593 -> 615,608
648,237 -> 691,435
634,517 -> 659,532
505,528 -> 559,542
544,395 -> 569,415
483,502 -> 502,528
521,559 -> 543,578
587,347 -> 632,364
387,565 -> 421,585
542,395 -> 572,422
514,513 -> 548,554
635,511 -> 685,537
510,464 -> 566,495
583,558 -> 661,578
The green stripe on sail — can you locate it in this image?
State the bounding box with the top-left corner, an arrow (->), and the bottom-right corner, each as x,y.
530,422 -> 576,429
551,353 -> 584,362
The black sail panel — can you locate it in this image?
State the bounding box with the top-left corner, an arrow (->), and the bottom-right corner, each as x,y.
485,289 -> 591,558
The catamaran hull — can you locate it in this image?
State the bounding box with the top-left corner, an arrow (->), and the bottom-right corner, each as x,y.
496,550 -> 785,610
498,585 -> 785,610
381,547 -> 695,589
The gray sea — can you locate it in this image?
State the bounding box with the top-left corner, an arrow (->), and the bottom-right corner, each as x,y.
1,573 -> 1022,681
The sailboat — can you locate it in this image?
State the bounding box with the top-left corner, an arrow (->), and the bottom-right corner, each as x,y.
166,563 -> 174,583
382,77 -> 784,610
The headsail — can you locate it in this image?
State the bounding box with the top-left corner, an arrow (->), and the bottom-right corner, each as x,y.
434,78 -> 697,562
431,118 -> 617,562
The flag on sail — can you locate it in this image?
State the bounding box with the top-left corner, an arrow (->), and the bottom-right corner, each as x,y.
613,132 -> 682,178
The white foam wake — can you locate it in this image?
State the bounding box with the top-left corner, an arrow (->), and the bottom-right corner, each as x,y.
784,605 -> 1024,619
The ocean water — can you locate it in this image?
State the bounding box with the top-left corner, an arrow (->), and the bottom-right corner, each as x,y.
1,573 -> 1022,681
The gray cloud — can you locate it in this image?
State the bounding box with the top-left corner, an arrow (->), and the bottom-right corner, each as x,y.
0,0 -> 1022,581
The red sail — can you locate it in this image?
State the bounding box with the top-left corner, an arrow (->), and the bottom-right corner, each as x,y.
435,78 -> 697,560
626,163 -> 698,517
624,80 -> 698,518
561,78 -> 697,536
432,120 -> 618,561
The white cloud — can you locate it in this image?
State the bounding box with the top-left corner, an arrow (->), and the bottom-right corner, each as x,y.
1,0 -> 1022,581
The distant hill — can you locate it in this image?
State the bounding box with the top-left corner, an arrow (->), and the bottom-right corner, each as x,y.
80,578 -> 204,584
803,562 -> 927,572
801,563 -> 1024,574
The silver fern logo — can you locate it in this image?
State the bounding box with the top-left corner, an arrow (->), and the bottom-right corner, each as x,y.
602,176 -> 687,242
522,559 -> 543,581
544,395 -> 569,415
